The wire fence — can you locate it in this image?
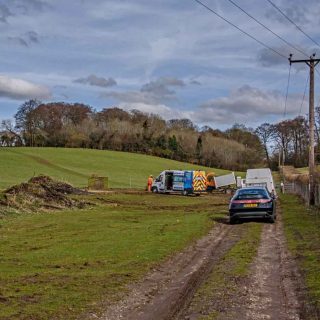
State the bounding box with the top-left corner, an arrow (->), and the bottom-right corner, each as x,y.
282,172 -> 320,206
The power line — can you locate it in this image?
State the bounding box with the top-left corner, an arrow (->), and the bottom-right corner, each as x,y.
316,96 -> 320,111
283,63 -> 291,118
226,0 -> 309,58
193,0 -> 287,59
299,74 -> 309,116
266,0 -> 320,49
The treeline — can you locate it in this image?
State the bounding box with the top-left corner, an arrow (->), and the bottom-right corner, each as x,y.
256,116 -> 311,168
0,100 -> 264,171
1,99 -> 314,170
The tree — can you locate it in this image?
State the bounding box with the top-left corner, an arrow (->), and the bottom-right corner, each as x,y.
268,117 -> 309,168
1,119 -> 23,146
196,135 -> 203,162
167,118 -> 196,130
14,99 -> 41,146
255,123 -> 273,166
11,102 -> 268,170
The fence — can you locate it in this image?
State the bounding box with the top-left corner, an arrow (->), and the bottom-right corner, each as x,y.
283,178 -> 320,206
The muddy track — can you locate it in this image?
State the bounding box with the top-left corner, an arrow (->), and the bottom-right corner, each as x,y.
96,222 -> 242,320
211,211 -> 302,320
95,209 -> 303,320
241,213 -> 301,320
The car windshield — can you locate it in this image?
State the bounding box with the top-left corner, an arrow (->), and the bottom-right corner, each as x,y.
235,189 -> 269,200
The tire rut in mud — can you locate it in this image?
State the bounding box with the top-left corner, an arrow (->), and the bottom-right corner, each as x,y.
241,214 -> 301,320
97,209 -> 304,320
208,211 -> 302,320
97,221 -> 248,320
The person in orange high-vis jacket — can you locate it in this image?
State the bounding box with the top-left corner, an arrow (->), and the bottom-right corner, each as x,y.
147,175 -> 153,192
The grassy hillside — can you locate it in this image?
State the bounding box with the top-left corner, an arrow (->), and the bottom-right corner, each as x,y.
0,147 -> 237,189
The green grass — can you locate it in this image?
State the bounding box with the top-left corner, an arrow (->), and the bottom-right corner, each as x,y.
186,222 -> 262,319
280,194 -> 320,314
0,147 -> 241,190
0,193 -> 228,319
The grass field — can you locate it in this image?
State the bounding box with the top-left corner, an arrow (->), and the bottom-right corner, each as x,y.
0,192 -> 229,319
281,194 -> 320,315
0,147 -> 238,190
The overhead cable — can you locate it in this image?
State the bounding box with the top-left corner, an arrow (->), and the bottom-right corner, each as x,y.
226,0 -> 309,58
193,0 -> 287,59
299,74 -> 309,116
266,0 -> 320,49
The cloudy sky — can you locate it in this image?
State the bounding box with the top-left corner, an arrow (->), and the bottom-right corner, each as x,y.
1,0 -> 320,129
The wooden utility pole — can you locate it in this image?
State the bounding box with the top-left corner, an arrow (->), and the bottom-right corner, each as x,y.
289,54 -> 320,205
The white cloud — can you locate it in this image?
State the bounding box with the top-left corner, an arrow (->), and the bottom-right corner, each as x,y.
118,102 -> 190,120
102,77 -> 186,105
1,0 -> 318,127
0,75 -> 51,100
103,81 -> 308,127
195,85 -> 305,125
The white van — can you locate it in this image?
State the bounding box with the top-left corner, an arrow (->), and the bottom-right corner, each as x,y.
245,168 -> 276,195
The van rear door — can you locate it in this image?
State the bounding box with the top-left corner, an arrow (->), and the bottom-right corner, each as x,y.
172,171 -> 184,191
184,171 -> 193,191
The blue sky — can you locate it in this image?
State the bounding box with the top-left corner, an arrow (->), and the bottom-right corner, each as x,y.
1,0 -> 320,129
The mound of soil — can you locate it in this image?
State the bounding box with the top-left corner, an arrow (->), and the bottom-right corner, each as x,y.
3,175 -> 87,211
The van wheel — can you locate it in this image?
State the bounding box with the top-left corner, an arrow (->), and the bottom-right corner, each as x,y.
152,187 -> 158,193
182,190 -> 188,196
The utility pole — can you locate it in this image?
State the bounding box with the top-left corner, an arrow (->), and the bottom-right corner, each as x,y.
289,54 -> 320,205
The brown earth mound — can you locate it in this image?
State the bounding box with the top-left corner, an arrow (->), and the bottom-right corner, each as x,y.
2,175 -> 87,211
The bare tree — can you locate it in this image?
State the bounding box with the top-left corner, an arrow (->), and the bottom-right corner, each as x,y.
255,123 -> 273,166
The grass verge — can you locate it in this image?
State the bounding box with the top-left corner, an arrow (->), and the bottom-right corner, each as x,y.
185,222 -> 263,319
280,194 -> 320,315
0,193 -> 228,319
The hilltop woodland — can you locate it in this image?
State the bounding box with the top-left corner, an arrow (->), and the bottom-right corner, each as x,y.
0,99 -> 315,170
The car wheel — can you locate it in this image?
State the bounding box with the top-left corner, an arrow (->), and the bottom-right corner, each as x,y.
152,187 -> 158,193
269,215 -> 275,223
230,217 -> 236,225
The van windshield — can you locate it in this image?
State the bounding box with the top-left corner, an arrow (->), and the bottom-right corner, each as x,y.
235,189 -> 269,200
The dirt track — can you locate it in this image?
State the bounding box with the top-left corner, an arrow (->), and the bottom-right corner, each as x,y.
96,209 -> 304,320
239,214 -> 300,320
207,212 -> 302,320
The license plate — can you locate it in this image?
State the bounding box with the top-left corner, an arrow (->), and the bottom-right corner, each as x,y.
243,203 -> 258,208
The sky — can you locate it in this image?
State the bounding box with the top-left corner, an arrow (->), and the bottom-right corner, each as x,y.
1,0 -> 320,129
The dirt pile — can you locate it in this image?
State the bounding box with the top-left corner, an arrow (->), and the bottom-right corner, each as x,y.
2,175 -> 87,211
